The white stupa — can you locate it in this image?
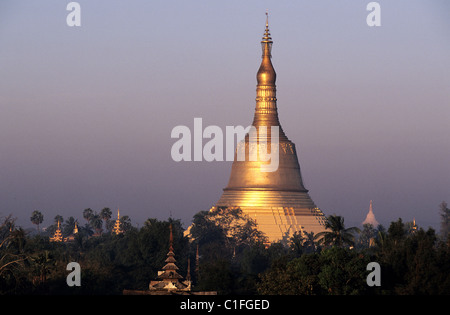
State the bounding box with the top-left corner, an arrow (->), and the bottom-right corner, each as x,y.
363,200 -> 379,226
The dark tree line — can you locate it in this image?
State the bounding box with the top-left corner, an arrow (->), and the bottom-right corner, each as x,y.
1,203 -> 450,295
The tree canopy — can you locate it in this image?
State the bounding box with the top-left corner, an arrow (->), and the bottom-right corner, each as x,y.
1,205 -> 449,295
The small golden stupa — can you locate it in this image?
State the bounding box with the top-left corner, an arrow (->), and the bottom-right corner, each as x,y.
64,221 -> 79,242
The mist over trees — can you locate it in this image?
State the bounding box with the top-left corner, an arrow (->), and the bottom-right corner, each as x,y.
1,203 -> 449,295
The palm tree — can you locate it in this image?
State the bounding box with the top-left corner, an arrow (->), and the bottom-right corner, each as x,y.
54,215 -> 64,225
303,231 -> 317,253
83,208 -> 94,223
30,210 -> 44,233
119,215 -> 132,233
90,214 -> 103,235
315,215 -> 360,248
100,207 -> 112,232
63,216 -> 77,236
31,250 -> 53,285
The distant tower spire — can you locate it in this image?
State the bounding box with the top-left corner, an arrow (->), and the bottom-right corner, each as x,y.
363,200 -> 379,226
169,223 -> 174,251
412,218 -> 418,232
112,208 -> 123,235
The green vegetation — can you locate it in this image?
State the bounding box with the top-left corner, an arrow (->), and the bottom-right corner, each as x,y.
1,205 -> 449,295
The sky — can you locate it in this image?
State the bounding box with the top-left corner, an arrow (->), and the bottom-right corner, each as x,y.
0,0 -> 449,231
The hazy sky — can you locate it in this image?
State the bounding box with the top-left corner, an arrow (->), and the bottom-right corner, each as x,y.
1,0 -> 449,230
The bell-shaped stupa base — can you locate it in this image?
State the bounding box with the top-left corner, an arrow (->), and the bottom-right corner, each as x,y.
215,189 -> 326,243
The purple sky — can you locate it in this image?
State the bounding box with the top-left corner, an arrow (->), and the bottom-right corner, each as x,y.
1,0 -> 449,231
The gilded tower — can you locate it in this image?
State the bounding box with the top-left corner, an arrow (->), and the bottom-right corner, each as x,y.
112,208 -> 123,235
214,14 -> 327,243
50,221 -> 63,242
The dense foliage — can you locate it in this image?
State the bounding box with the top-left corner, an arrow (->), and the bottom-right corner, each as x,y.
1,206 -> 449,295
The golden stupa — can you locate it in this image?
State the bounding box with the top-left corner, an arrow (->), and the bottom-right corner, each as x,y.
214,14 -> 327,243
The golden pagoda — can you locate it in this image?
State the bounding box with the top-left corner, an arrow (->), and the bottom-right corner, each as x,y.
123,225 -> 216,295
112,208 -> 123,235
64,221 -> 79,242
148,224 -> 191,293
50,221 -> 63,242
214,13 -> 327,243
411,218 -> 418,233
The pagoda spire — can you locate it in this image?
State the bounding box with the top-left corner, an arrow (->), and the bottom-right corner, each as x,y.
112,208 -> 123,235
169,223 -> 174,251
214,13 -> 326,243
253,12 -> 288,141
148,223 -> 191,292
50,220 -> 63,242
363,200 -> 379,226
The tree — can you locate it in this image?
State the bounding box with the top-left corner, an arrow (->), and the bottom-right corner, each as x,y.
290,231 -> 317,256
100,207 -> 112,232
90,214 -> 103,235
315,215 -> 360,248
30,211 -> 44,233
46,214 -> 65,236
317,247 -> 370,295
83,208 -> 94,223
119,215 -> 132,233
357,223 -> 378,249
439,201 -> 450,241
188,207 -> 267,250
54,215 -> 63,225
187,208 -> 267,293
30,250 -> 55,287
400,228 -> 441,294
387,218 -> 406,244
257,257 -> 296,295
63,217 -> 77,236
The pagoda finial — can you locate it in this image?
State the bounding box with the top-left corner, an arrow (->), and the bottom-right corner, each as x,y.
257,11 -> 276,87
169,223 -> 174,251
262,11 -> 272,44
